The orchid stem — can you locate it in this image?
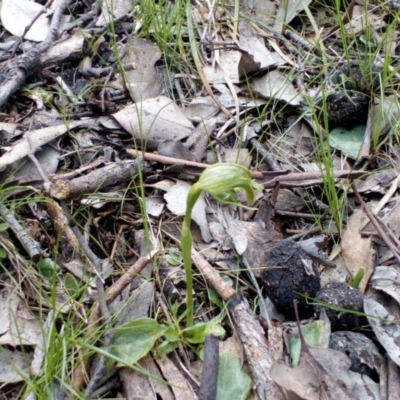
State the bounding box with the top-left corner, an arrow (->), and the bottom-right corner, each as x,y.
181,185 -> 201,328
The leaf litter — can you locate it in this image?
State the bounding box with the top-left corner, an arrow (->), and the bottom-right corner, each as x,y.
0,0 -> 400,398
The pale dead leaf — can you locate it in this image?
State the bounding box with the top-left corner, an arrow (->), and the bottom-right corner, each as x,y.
10,145 -> 59,184
362,196 -> 400,237
220,148 -> 251,167
0,120 -> 89,169
145,196 -> 165,217
1,0 -> 70,42
364,298 -> 400,368
251,70 -> 302,106
0,347 -> 32,383
270,359 -> 326,400
112,96 -> 193,141
310,347 -> 381,399
116,37 -> 162,102
274,0 -> 312,33
355,169 -> 397,194
182,97 -> 220,121
155,356 -> 197,400
96,0 -> 131,26
238,21 -> 286,78
348,6 -> 385,36
164,180 -> 212,243
341,209 -> 375,292
219,209 -> 248,255
371,266 -> 400,306
242,0 -> 277,27
203,50 -> 242,84
0,289 -> 42,346
149,179 -> 175,192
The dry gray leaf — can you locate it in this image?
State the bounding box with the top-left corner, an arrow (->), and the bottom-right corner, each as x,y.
349,5 -> 385,35
112,96 -> 193,141
219,209 -> 248,255
238,21 -> 285,78
270,359 -> 326,400
242,0 -> 277,27
364,195 -> 400,236
364,298 -> 400,367
9,144 -> 59,184
0,347 -> 32,383
274,0 -> 312,33
0,120 -> 89,169
370,96 -> 400,139
116,37 -> 162,102
0,289 -> 42,346
145,196 -> 165,217
155,356 -> 198,400
371,266 -> 400,305
182,97 -> 220,122
251,70 -> 302,106
298,235 -> 336,269
203,50 -> 242,84
355,169 -> 398,194
1,0 -> 70,42
114,281 -> 155,327
96,0 -> 131,26
311,347 -> 381,399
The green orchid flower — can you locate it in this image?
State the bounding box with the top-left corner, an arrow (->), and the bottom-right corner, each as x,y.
181,163 -> 263,327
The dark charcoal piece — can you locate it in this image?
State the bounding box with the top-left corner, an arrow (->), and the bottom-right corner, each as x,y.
322,91 -> 370,129
261,240 -> 321,318
330,62 -> 382,93
316,281 -> 364,330
329,331 -> 382,382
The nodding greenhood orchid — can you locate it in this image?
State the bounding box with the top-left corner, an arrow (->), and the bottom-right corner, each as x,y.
191,163 -> 263,207
181,163 -> 263,327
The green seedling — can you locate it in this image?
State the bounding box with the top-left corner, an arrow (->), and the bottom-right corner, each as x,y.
350,268 -> 365,289
181,162 -> 263,327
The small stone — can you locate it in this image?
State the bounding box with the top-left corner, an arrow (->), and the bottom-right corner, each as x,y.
316,281 -> 364,330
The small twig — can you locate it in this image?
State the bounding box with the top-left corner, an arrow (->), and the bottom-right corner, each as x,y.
249,138 -> 281,171
43,0 -> 67,45
25,120 -> 52,186
85,277 -> 115,397
262,170 -> 365,187
242,255 -> 272,329
49,159 -> 146,200
127,149 -> 261,175
31,311 -> 55,376
352,184 -> 400,264
276,210 -> 327,220
60,203 -> 104,283
0,203 -> 43,260
199,335 -> 219,400
127,149 -> 364,187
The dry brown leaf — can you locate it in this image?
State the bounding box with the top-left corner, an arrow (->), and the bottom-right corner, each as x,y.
341,209 -> 375,292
